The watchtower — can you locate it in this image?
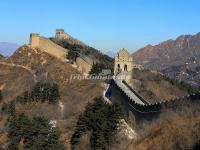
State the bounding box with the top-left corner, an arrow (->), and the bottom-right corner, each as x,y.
30,33 -> 40,47
55,29 -> 69,39
114,48 -> 133,75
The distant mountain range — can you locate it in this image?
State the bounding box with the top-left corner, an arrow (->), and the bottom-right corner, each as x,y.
105,51 -> 116,58
0,42 -> 20,56
132,32 -> 200,86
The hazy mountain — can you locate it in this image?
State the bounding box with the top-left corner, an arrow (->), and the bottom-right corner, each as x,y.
105,50 -> 116,58
132,32 -> 200,86
0,42 -> 20,56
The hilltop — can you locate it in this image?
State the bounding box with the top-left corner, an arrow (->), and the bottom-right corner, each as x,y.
132,32 -> 200,86
50,31 -> 114,71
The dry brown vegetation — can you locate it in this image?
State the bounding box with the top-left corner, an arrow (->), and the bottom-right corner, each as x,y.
131,68 -> 189,103
0,115 -> 8,148
0,45 -> 104,149
128,101 -> 200,150
0,64 -> 35,103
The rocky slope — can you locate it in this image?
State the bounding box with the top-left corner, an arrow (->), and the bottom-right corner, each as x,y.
0,45 -> 103,148
132,32 -> 200,86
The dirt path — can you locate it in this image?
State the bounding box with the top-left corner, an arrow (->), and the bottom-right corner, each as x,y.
0,62 -> 37,82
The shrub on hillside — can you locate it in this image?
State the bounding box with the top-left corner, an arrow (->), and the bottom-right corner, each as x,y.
66,46 -> 80,62
71,97 -> 123,149
89,63 -> 107,75
16,82 -> 60,104
31,82 -> 60,104
1,82 -> 60,116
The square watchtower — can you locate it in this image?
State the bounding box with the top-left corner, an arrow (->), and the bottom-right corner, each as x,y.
114,48 -> 133,74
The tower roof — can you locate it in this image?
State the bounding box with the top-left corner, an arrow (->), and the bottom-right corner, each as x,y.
118,48 -> 130,57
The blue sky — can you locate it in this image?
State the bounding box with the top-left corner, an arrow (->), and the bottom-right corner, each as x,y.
0,0 -> 200,53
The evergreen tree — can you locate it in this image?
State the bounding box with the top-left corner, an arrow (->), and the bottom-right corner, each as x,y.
47,128 -> 65,150
71,97 -> 123,149
67,46 -> 79,62
29,82 -> 60,104
8,113 -> 31,149
7,113 -> 65,150
89,63 -> 107,75
49,83 -> 60,104
25,116 -> 51,149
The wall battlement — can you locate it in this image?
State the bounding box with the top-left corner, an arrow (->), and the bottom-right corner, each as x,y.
55,29 -> 70,40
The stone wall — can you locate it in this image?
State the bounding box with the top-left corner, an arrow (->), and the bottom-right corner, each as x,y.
108,79 -> 200,123
30,33 -> 92,74
30,33 -> 68,59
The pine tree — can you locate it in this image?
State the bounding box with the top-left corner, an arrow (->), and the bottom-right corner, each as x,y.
49,83 -> 60,104
25,116 -> 51,149
8,113 -> 31,149
7,114 -> 65,150
67,46 -> 79,62
71,97 -> 123,149
29,82 -> 60,104
47,128 -> 65,150
89,63 -> 106,75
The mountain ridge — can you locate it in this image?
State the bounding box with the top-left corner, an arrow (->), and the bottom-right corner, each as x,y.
132,32 -> 200,86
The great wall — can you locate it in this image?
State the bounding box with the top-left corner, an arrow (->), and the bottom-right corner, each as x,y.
28,30 -> 200,123
105,75 -> 200,122
105,49 -> 200,122
30,33 -> 67,59
29,30 -> 92,74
